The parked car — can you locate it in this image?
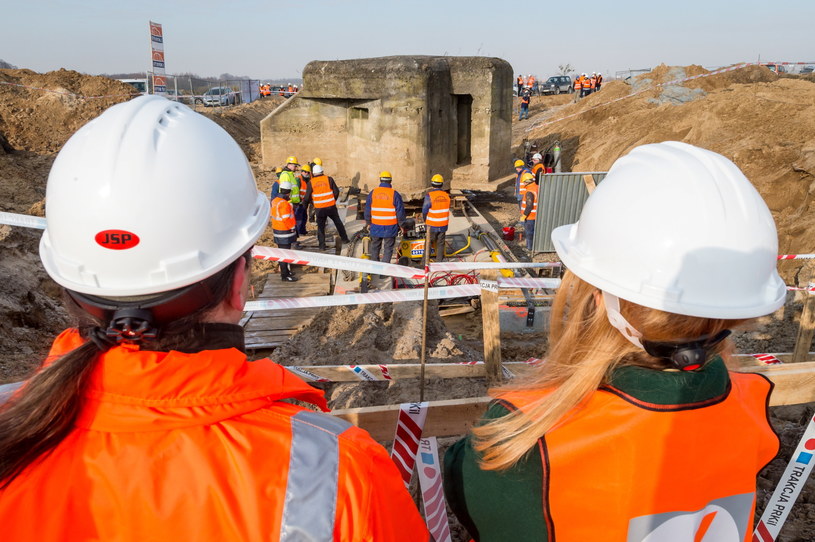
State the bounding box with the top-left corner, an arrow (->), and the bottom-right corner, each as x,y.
117,78 -> 148,96
200,86 -> 240,106
166,89 -> 194,105
540,75 -> 574,95
801,65 -> 814,74
763,63 -> 787,74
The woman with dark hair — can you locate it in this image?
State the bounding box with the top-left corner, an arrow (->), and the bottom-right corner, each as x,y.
444,142 -> 785,541
0,96 -> 427,541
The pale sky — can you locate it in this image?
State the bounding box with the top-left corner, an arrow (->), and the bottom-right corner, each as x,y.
2,0 -> 813,80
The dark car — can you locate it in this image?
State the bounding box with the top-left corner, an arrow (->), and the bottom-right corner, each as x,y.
801,66 -> 814,74
540,75 -> 574,95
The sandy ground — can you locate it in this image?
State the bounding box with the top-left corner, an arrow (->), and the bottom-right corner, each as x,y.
1,66 -> 814,540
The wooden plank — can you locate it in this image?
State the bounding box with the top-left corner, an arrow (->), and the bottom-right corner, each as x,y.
439,305 -> 475,317
583,174 -> 597,194
332,397 -> 491,442
330,361 -> 815,440
480,270 -> 502,384
793,279 -> 815,362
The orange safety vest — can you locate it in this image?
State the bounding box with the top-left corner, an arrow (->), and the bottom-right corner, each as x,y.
531,162 -> 545,179
296,172 -> 308,194
310,174 -> 336,208
517,76 -> 524,86
590,76 -> 597,89
425,189 -> 450,228
527,76 -> 535,87
596,74 -> 603,85
271,196 -> 295,231
521,182 -> 538,220
573,78 -> 581,90
582,77 -> 592,89
0,329 -> 429,541
497,371 -> 777,542
370,186 -> 398,226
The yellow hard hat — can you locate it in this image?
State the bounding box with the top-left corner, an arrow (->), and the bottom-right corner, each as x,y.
313,157 -> 323,166
430,174 -> 444,186
521,172 -> 536,184
286,155 -> 299,165
274,166 -> 283,174
379,170 -> 393,181
301,164 -> 311,173
514,159 -> 525,168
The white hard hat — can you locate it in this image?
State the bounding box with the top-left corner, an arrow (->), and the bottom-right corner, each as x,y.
532,153 -> 543,161
312,164 -> 324,175
40,95 -> 270,297
279,180 -> 293,191
551,141 -> 785,319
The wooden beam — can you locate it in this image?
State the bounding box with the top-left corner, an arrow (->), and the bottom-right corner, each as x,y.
329,361 -> 815,440
480,270 -> 502,384
793,280 -> 815,363
583,174 -> 597,194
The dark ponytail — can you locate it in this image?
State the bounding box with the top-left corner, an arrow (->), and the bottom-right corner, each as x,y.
0,253 -> 249,488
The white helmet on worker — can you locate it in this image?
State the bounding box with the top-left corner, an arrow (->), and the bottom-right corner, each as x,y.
40,95 -> 270,298
551,141 -> 786,321
312,164 -> 324,175
532,153 -> 543,161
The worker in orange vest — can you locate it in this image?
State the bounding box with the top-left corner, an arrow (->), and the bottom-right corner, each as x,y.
444,142 -> 784,541
530,152 -> 545,182
364,170 -> 406,272
519,172 -> 538,251
0,95 -> 428,541
516,74 -> 524,96
596,72 -> 603,91
590,72 -> 597,93
518,87 -> 531,120
581,72 -> 592,97
303,163 -> 350,250
573,74 -> 582,102
271,179 -> 299,282
526,74 -> 536,95
421,174 -> 451,262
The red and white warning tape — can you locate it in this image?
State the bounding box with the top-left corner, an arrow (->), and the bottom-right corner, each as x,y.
778,254 -> 815,260
252,245 -> 426,279
428,261 -> 561,272
754,413 -> 815,542
391,402 -> 428,488
417,437 -> 454,542
752,353 -> 783,365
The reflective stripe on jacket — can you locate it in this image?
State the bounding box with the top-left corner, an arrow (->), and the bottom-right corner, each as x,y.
310,174 -> 336,208
369,186 -> 398,225
495,369 -> 777,542
424,189 -> 451,228
582,78 -> 591,89
271,196 -> 296,232
0,329 -> 429,541
522,182 -> 538,220
573,78 -> 581,90
280,170 -> 300,203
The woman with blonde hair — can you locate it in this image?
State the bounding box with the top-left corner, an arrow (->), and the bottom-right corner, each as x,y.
444,141 -> 785,541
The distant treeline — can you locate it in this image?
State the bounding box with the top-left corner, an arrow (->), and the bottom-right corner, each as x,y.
102,71 -> 302,86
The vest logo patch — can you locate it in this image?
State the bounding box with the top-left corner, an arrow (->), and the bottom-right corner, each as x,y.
627,493 -> 753,542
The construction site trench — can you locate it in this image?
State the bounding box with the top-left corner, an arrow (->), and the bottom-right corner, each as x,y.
1,65 -> 814,541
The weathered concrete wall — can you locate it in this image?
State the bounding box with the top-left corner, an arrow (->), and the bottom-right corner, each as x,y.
261,56 -> 512,199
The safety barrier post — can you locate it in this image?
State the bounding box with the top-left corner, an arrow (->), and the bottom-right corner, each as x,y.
480,270 -> 503,384
792,273 -> 815,363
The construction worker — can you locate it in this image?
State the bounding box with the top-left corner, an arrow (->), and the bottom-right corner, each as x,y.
520,172 -> 538,251
573,74 -> 582,102
304,163 -> 350,251
422,174 -> 451,263
0,96 -> 428,541
516,74 -> 524,96
279,156 -> 304,239
526,74 -> 536,95
530,152 -> 545,182
271,180 -> 299,282
590,72 -> 597,93
518,87 -> 531,120
581,72 -> 592,97
270,166 -> 283,200
295,164 -> 311,235
444,142 -> 785,541
596,72 -> 603,91
514,158 -> 532,206
306,157 -> 324,223
364,170 -> 406,272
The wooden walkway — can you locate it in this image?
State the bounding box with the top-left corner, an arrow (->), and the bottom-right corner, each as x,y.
242,272 -> 330,351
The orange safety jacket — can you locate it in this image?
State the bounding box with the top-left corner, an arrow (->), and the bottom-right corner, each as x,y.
590,76 -> 597,89
596,74 -> 603,85
521,182 -> 538,220
370,186 -> 398,226
310,174 -> 336,208
531,162 -> 545,179
496,370 -> 777,541
425,189 -> 451,227
573,78 -> 581,91
0,329 -> 429,541
582,77 -> 592,89
296,172 -> 309,194
271,196 -> 296,232
526,76 -> 535,87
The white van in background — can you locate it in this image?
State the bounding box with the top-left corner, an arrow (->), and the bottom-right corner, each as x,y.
118,79 -> 148,95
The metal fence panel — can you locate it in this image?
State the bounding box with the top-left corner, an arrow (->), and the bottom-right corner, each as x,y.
531,172 -> 607,252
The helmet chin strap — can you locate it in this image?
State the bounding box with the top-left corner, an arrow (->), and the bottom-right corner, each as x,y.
602,291 -> 643,349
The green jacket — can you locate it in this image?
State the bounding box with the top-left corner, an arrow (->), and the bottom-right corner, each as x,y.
279,169 -> 300,203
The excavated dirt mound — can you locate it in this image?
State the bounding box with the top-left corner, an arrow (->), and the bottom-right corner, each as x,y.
520,64 -> 815,282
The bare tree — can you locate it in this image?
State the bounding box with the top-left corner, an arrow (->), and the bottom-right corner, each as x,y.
558,63 -> 574,76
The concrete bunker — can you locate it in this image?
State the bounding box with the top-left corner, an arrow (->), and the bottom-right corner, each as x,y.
260,56 -> 513,199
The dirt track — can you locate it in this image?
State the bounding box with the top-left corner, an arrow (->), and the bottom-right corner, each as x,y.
1,66 -> 814,541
